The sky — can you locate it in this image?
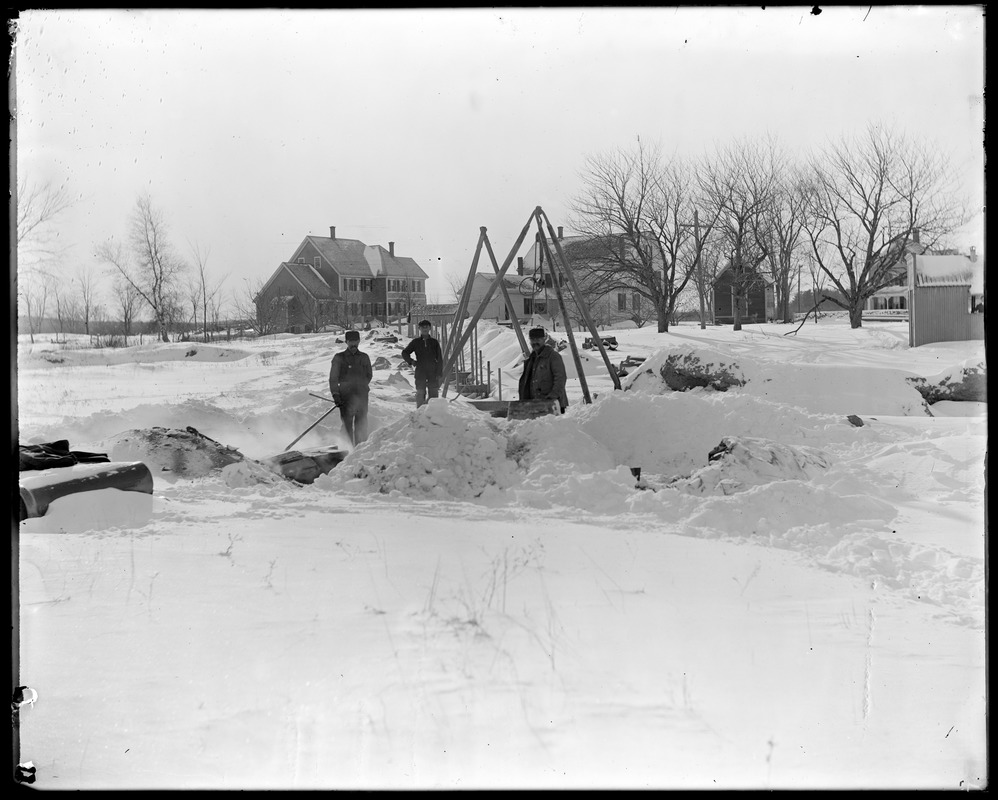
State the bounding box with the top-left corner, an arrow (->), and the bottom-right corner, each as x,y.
16,318 -> 986,788
12,6 -> 986,306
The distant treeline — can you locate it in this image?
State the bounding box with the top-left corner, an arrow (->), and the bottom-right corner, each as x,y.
16,317 -> 255,339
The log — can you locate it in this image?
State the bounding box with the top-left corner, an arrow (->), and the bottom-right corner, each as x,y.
19,461 -> 154,521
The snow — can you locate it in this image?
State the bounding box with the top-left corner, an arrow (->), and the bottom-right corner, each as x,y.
15,320 -> 987,789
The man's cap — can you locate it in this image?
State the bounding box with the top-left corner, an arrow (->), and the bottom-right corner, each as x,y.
528,327 -> 546,340
345,330 -> 360,341
418,319 -> 432,328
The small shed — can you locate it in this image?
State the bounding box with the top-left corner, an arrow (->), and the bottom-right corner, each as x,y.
908,253 -> 985,347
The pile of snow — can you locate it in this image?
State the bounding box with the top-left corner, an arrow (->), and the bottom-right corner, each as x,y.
668,436 -> 831,495
624,343 -> 932,416
324,399 -> 522,501
623,345 -> 747,392
221,459 -> 285,489
907,359 -> 987,403
574,390 -> 873,480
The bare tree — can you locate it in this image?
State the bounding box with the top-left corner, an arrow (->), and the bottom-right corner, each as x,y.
187,242 -> 228,342
689,234 -> 725,329
95,194 -> 187,342
18,269 -> 52,344
699,138 -> 777,331
234,278 -> 279,336
75,265 -> 102,336
16,178 -> 75,343
112,276 -> 142,343
16,178 -> 74,253
753,150 -> 809,324
571,140 -> 717,333
802,124 -> 967,328
182,274 -> 204,340
51,281 -> 79,341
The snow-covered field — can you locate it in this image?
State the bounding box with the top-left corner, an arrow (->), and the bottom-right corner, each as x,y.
15,319 -> 987,789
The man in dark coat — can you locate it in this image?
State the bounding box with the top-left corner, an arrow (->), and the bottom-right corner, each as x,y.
329,330 -> 373,445
518,327 -> 569,413
400,319 -> 444,408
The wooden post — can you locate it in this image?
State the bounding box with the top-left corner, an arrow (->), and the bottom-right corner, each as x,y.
443,228 -> 487,391
439,213 -> 534,387
487,361 -> 492,397
540,209 -> 622,391
533,209 -> 592,404
498,367 -> 502,400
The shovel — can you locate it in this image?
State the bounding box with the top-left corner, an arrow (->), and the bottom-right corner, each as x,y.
284,395 -> 341,451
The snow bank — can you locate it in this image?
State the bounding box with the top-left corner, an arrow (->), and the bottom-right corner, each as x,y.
573,390 -> 873,479
323,399 -> 522,501
21,342 -> 260,367
907,359 -> 987,403
669,436 -> 832,495
624,342 -> 932,416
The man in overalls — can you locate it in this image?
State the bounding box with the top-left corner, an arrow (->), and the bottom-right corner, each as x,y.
329,330 -> 373,445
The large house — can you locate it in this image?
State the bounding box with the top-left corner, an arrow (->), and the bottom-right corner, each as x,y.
462,228 -> 659,329
255,226 -> 429,333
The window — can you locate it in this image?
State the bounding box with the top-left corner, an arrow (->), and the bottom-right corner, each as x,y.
971,293 -> 984,313
314,257 -> 320,268
349,279 -> 358,291
350,303 -> 358,315
297,257 -> 305,264
617,293 -> 627,312
632,293 -> 641,311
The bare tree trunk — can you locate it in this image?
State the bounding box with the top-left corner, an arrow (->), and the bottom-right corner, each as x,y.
849,302 -> 864,329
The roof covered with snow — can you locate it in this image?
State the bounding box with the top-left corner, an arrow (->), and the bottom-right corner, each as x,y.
914,254 -> 983,292
297,236 -> 428,280
280,262 -> 338,299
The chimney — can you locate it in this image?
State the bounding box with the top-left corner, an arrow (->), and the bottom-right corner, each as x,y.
517,256 -> 524,276
557,226 -> 563,240
330,226 -> 336,239
389,241 -> 395,256
912,228 -> 920,244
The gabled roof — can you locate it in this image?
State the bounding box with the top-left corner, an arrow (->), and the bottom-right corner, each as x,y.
712,261 -> 775,287
258,262 -> 338,302
292,236 -> 430,281
365,245 -> 428,279
298,236 -> 376,278
474,272 -> 521,289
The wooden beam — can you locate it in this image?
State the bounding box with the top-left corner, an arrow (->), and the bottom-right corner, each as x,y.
540,209 -> 622,391
482,233 -> 529,357
444,228 -> 486,368
533,209 -> 591,404
440,213 -> 535,386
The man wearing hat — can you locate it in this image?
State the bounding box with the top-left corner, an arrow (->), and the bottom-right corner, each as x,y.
401,319 -> 444,408
329,330 -> 373,445
518,327 -> 568,413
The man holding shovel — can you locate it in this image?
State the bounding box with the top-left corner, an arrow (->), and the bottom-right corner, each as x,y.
329,330 -> 373,445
